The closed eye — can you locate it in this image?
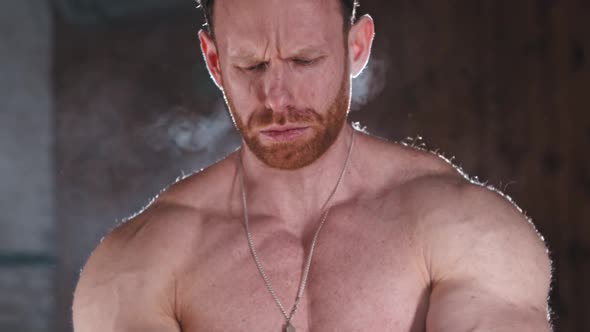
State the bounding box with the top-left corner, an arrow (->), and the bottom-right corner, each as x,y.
293,58 -> 315,66
245,62 -> 268,72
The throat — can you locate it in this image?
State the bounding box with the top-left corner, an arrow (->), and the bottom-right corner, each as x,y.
237,126 -> 357,220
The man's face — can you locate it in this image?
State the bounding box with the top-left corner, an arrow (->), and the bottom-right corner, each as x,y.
212,0 -> 351,170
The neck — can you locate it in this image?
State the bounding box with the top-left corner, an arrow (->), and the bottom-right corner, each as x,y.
238,123 -> 356,228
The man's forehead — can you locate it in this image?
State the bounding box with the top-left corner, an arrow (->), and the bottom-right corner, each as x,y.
213,0 -> 343,51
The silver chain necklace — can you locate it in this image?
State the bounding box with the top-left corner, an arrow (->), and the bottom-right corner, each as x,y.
238,128 -> 355,332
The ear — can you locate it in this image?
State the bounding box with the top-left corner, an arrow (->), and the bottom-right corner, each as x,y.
199,29 -> 224,90
347,14 -> 375,78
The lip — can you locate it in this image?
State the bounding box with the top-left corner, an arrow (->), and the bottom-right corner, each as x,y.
260,126 -> 309,142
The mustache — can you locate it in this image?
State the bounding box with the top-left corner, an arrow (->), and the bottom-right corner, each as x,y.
247,106 -> 324,129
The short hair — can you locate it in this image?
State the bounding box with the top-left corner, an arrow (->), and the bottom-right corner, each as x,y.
196,0 -> 359,37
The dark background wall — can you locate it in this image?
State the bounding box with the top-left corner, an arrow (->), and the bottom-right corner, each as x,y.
1,0 -> 588,331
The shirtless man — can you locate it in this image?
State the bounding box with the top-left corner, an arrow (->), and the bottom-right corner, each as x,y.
72,0 -> 553,331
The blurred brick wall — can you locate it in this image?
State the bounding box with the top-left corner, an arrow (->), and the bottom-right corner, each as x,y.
0,0 -> 56,331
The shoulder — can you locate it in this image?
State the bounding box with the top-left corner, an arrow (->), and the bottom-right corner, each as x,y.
96,200 -> 203,268
402,162 -> 546,257
88,150 -> 239,268
391,151 -> 551,288
72,200 -> 195,330
73,155 -> 239,329
361,132 -> 549,281
359,134 -> 551,327
157,151 -> 239,211
80,152 -> 240,274
353,131 -> 461,192
74,200 -> 202,285
362,132 -> 538,237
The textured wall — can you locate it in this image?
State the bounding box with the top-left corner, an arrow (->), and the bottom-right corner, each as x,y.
0,0 -> 55,331
51,1 -> 589,331
53,0 -> 187,24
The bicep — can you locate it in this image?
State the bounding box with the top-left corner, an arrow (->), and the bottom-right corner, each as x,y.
73,272 -> 181,332
73,233 -> 181,332
422,185 -> 552,331
426,278 -> 551,332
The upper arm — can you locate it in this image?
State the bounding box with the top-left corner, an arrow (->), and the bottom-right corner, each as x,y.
73,211 -> 182,332
419,180 -> 552,332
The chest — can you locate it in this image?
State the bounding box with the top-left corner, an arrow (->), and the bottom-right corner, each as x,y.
178,201 -> 431,331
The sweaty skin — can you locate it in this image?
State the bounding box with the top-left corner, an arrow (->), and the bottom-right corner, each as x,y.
72,0 -> 552,331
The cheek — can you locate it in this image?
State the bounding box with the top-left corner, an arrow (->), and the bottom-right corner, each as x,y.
222,71 -> 261,114
303,65 -> 344,109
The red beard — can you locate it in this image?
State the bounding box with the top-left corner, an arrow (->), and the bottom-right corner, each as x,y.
227,73 -> 350,170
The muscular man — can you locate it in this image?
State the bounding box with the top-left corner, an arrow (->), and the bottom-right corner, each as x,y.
72,0 -> 552,331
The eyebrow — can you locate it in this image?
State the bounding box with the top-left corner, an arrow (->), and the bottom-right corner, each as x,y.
229,45 -> 326,63
290,47 -> 325,58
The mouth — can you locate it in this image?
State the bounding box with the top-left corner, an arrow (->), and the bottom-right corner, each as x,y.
260,126 -> 310,142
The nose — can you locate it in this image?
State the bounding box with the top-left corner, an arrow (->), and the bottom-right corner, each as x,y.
262,62 -> 294,113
